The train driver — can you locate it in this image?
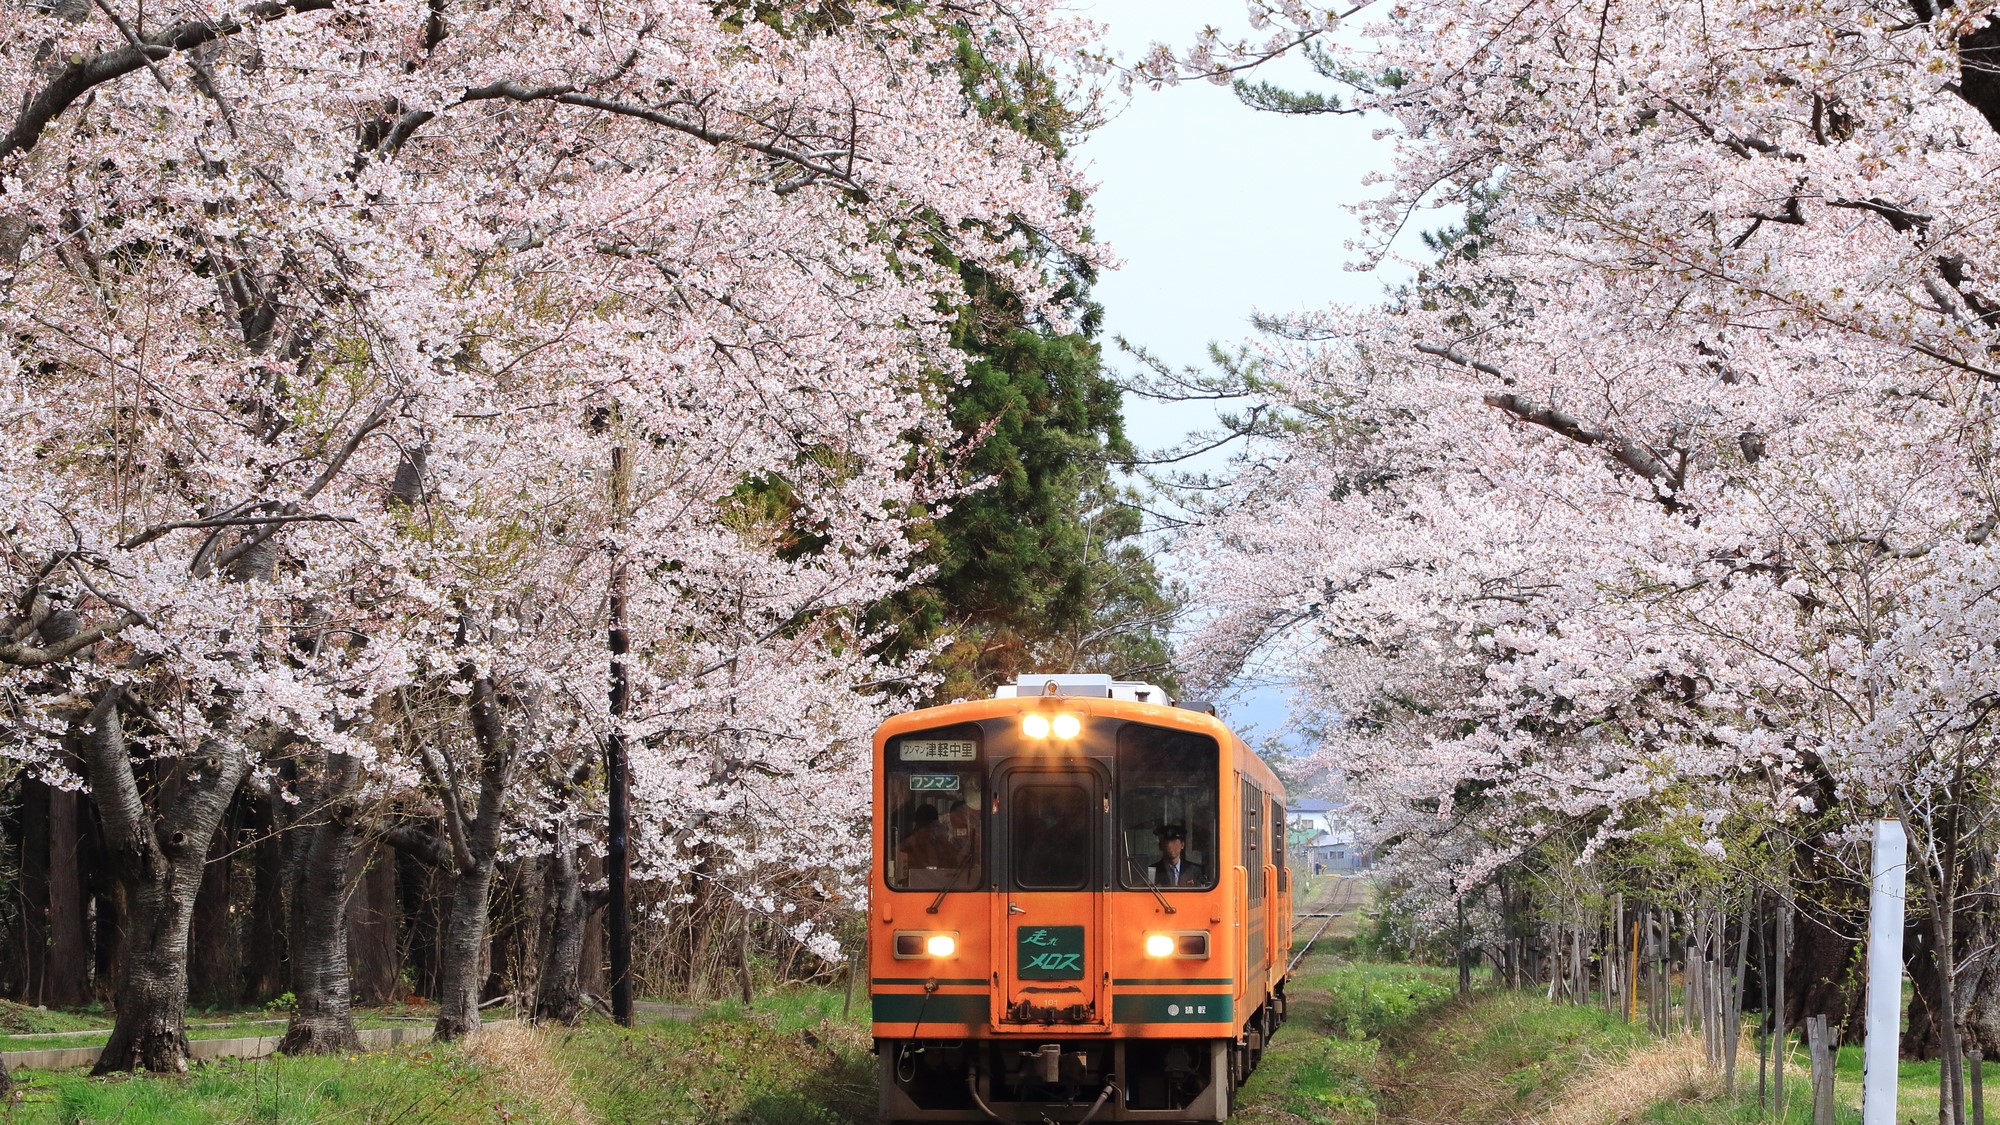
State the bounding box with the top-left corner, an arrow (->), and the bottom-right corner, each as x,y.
897,804 -> 959,871
1147,825 -> 1204,887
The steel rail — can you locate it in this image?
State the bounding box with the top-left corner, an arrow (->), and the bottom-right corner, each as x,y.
1288,876 -> 1357,974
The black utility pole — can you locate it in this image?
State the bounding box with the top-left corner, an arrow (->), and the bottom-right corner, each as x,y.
607,442 -> 633,1026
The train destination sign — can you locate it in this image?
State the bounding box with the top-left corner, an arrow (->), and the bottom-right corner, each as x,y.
900,739 -> 977,762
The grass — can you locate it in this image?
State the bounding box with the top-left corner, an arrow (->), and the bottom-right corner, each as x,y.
0,986 -> 874,1124
1230,960 -> 1457,1123
0,1006 -> 104,1039
1378,988 -> 1655,1122
1636,1037 -> 2000,1124
1232,876 -> 1673,1124
4,1044 -> 542,1124
550,984 -> 874,1125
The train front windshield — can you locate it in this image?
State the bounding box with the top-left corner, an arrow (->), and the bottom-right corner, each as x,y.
883,717 -> 1220,892
885,725 -> 985,890
1117,724 -> 1219,890
1011,783 -> 1093,889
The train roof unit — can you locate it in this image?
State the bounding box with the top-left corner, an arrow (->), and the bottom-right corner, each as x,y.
992,672 -> 1212,713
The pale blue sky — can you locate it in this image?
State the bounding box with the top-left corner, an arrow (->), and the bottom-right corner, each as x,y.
1072,0 -> 1411,746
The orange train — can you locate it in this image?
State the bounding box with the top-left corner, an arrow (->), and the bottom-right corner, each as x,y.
870,674 -> 1294,1122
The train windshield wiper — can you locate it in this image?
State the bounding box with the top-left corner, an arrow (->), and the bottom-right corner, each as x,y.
1122,829 -> 1175,914
927,856 -> 976,914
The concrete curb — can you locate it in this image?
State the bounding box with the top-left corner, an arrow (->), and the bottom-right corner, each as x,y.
632,1001 -> 699,1021
3,1024 -> 435,1072
2,1018 -> 293,1042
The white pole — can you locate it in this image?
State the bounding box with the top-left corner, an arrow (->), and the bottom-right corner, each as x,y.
1863,817 -> 1908,1125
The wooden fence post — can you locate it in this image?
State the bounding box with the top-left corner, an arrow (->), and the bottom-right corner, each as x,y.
1775,902 -> 1789,1119
1971,1048 -> 1986,1125
1727,898 -> 1751,1091
1807,1014 -> 1836,1125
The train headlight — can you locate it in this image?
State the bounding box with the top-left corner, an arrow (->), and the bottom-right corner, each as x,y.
893,931 -> 960,958
1051,713 -> 1082,739
1021,713 -> 1052,739
1142,932 -> 1211,959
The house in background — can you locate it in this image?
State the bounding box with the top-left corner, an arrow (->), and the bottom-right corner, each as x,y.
1288,797 -> 1372,873
1287,798 -> 1338,836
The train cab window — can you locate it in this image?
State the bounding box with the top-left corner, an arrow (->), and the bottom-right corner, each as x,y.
1010,783 -> 1092,890
1116,724 -> 1219,891
885,727 -> 984,891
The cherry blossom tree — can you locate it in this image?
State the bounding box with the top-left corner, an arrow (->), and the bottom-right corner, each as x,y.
1173,0 -> 2000,1073
2,0 -> 1100,1070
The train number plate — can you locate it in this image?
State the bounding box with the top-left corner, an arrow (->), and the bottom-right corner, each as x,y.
908,774 -> 961,791
900,739 -> 976,762
1016,925 -> 1086,980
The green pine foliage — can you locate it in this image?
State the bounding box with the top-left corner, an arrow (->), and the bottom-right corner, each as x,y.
879,40 -> 1180,702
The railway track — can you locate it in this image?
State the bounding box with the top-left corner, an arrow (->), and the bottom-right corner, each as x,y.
1289,875 -> 1359,973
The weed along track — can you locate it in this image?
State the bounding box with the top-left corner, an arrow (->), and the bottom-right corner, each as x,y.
1213,877 -> 1675,1125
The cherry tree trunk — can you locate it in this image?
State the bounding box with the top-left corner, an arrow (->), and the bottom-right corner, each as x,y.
96,875 -> 204,1073
430,672 -> 517,1042
1907,919 -> 1947,1059
18,778 -> 50,1002
1955,844 -> 2000,1059
1961,912 -> 2000,1057
84,689 -> 252,1075
279,754 -> 363,1054
187,800 -> 242,1009
243,790 -> 289,1004
1785,903 -> 1863,1040
534,840 -> 587,1025
348,844 -> 401,1007
578,849 -> 606,999
434,860 -> 498,1040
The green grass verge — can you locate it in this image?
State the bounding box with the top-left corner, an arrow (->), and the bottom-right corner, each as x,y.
1232,929 -> 1656,1125
0,1006 -> 105,1039
550,984 -> 874,1124
1386,989 -> 1652,1121
4,1044 -> 539,1124
1230,957 -> 1459,1123
0,988 -> 876,1124
1639,1038 -> 2000,1124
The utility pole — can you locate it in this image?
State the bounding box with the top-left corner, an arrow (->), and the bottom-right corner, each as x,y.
607,440 -> 634,1026
1862,818 -> 1907,1125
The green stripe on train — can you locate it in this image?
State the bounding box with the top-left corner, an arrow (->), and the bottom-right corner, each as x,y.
1112,994 -> 1234,1023
872,992 -> 989,1024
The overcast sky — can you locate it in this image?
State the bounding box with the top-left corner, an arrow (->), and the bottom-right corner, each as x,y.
1070,0 -> 1410,744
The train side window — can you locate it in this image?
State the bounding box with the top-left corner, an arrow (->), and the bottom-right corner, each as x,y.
1242,779 -> 1264,904
885,727 -> 984,891
1116,724 -> 1219,891
1271,798 -> 1288,893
